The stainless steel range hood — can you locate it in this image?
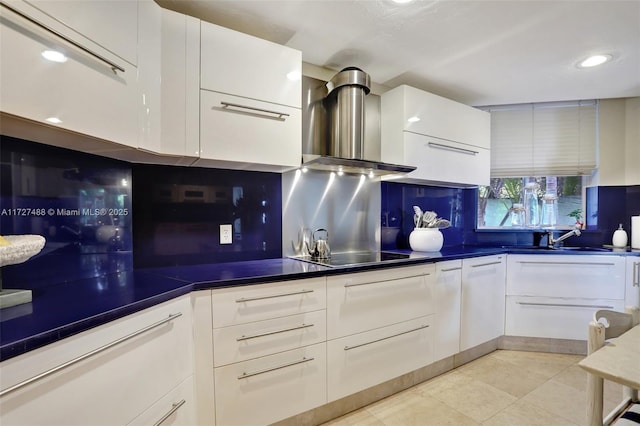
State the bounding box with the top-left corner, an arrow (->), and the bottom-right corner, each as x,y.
301,68 -> 415,177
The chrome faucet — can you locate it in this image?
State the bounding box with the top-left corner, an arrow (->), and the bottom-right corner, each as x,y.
547,225 -> 581,248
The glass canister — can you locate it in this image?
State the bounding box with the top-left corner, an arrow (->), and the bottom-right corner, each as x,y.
523,181 -> 540,227
511,203 -> 526,227
541,195 -> 558,227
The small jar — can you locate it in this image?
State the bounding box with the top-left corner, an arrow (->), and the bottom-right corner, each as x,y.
511,203 -> 525,227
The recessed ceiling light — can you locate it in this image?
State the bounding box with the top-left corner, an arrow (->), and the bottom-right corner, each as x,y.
45,117 -> 62,124
391,0 -> 414,3
41,50 -> 67,63
578,54 -> 612,68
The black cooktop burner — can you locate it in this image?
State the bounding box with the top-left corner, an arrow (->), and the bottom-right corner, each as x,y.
292,251 -> 410,268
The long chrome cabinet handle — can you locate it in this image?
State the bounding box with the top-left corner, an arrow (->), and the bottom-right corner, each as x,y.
235,289 -> 313,303
344,325 -> 429,351
344,274 -> 427,288
516,302 -> 613,309
471,260 -> 503,268
220,101 -> 290,119
0,313 -> 182,398
153,399 -> 186,426
0,2 -> 125,73
634,262 -> 639,287
237,323 -> 314,341
440,267 -> 462,272
237,356 -> 314,380
427,141 -> 479,156
516,261 -> 615,266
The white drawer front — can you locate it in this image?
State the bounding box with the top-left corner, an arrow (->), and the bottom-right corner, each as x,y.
214,343 -> 326,426
327,316 -> 434,402
506,255 -> 626,299
211,277 -> 326,328
127,376 -> 195,426
434,260 -> 462,361
0,296 -> 193,426
403,132 -> 490,186
199,90 -> 302,168
213,310 -> 327,367
327,265 -> 435,339
505,295 -> 625,340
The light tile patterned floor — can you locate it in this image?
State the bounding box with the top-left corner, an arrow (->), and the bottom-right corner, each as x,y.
322,350 -> 624,426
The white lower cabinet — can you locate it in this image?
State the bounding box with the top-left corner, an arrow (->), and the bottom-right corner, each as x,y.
460,255 -> 506,351
214,343 -> 327,426
0,296 -> 194,425
327,315 -> 434,402
127,376 -> 196,426
434,260 -> 462,361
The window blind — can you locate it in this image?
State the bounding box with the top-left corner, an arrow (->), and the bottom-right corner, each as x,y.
482,100 -> 597,177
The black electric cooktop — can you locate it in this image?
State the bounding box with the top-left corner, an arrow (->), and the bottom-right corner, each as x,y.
291,251 -> 410,268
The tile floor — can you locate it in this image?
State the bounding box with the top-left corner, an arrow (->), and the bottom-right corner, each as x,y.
322,350 -> 624,426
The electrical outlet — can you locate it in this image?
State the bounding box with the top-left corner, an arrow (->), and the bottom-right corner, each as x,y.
220,224 -> 232,244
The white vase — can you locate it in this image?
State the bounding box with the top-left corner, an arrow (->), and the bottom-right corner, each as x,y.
409,228 -> 443,252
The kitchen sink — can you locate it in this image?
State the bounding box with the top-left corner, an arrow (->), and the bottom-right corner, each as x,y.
551,246 -> 612,252
504,245 -> 614,253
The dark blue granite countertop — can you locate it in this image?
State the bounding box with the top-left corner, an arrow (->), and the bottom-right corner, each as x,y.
1,245 -> 638,362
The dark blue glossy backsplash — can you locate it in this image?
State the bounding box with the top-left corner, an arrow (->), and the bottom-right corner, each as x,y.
381,181 -> 473,250
132,164 -> 282,268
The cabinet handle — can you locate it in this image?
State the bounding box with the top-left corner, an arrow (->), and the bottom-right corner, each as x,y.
219,101 -> 290,120
236,323 -> 314,341
344,275 -> 424,288
516,302 -> 614,309
427,141 -> 479,156
343,325 -> 429,351
237,356 -> 314,380
235,289 -> 313,303
440,267 -> 462,272
634,262 -> 639,287
0,313 -> 182,397
516,261 -> 615,266
153,399 -> 186,426
0,2 -> 125,74
471,261 -> 502,268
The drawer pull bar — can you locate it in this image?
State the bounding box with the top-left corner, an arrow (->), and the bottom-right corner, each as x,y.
237,356 -> 314,380
0,2 -> 125,74
517,261 -> 615,266
633,262 -> 639,287
235,289 -> 313,303
344,275 -> 425,288
471,261 -> 502,268
220,101 -> 290,119
153,399 -> 186,426
427,141 -> 479,156
237,323 -> 314,341
516,302 -> 614,309
440,267 -> 462,272
344,324 -> 429,351
0,313 -> 182,397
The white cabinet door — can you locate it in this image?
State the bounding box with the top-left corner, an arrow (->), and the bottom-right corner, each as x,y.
434,260 -> 462,361
200,20 -> 301,108
326,264 -> 435,339
211,277 -> 326,328
198,90 -> 302,170
626,257 -> 640,308
506,255 -> 626,299
327,316 -> 434,402
505,296 -> 625,340
460,255 -> 506,351
213,310 -> 326,367
0,0 -> 139,148
401,132 -> 490,186
127,376 -> 196,426
214,343 -> 326,426
0,296 -> 193,425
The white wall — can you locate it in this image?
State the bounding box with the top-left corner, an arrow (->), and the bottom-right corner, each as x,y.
596,97 -> 640,186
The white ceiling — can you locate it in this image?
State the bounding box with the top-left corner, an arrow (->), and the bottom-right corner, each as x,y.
157,0 -> 640,107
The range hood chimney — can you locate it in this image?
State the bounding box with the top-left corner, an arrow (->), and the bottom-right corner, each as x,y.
301,68 -> 415,177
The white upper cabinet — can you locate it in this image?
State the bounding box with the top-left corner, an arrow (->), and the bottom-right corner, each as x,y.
197,20 -> 302,171
0,0 -> 140,148
381,85 -> 491,186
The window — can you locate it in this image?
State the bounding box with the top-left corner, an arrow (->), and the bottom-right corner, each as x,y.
478,176 -> 587,229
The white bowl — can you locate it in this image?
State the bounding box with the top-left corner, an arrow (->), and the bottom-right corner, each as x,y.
0,235 -> 46,267
409,228 -> 443,252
